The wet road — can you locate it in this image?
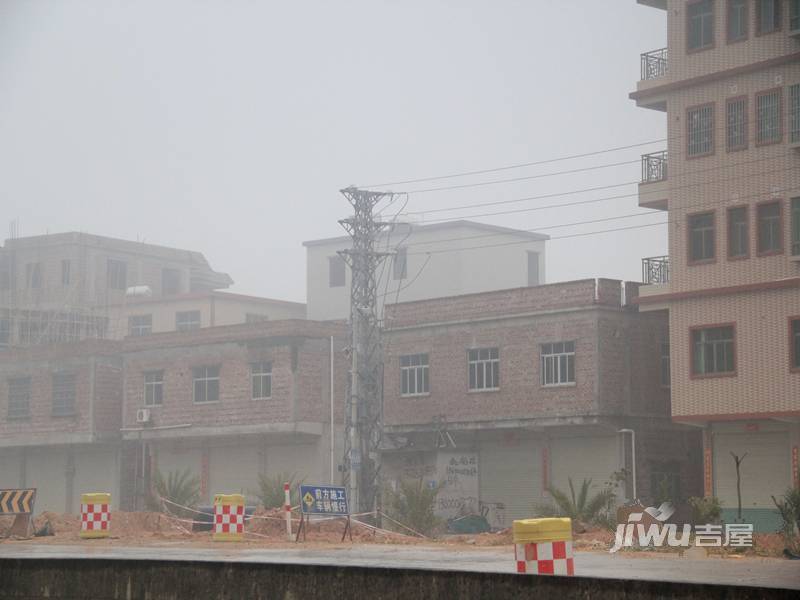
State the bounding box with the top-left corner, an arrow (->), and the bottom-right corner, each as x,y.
1,543 -> 798,590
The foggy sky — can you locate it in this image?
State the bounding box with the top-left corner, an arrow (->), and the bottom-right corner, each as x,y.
0,1 -> 667,302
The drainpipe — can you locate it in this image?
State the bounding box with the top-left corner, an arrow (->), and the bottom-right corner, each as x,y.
618,428 -> 637,501
330,335 -> 335,484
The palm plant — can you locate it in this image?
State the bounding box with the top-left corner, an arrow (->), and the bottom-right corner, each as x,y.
253,472 -> 303,509
383,479 -> 441,537
148,468 -> 201,517
538,477 -> 616,525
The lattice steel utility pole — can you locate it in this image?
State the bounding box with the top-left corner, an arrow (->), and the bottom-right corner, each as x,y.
338,186 -> 394,514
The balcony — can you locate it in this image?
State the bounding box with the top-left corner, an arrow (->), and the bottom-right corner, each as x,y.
640,48 -> 668,82
642,256 -> 669,285
638,151 -> 669,210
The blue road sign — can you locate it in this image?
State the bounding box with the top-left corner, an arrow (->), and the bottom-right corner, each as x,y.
299,484 -> 349,516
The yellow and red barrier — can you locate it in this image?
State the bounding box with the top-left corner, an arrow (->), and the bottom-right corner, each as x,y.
212,493 -> 245,541
80,492 -> 111,539
513,517 -> 574,576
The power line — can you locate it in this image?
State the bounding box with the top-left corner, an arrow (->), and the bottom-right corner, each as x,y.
362,139 -> 667,188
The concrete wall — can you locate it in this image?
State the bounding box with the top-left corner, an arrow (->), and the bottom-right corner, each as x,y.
1,558 -> 795,599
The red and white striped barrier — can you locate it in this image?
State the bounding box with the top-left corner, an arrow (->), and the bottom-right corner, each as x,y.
80,492 -> 111,539
284,482 -> 292,541
514,540 -> 574,575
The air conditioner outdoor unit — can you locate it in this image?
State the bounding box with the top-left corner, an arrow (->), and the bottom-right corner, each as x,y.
136,408 -> 151,424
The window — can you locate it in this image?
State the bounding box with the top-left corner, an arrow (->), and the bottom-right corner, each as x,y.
688,0 -> 714,51
756,0 -> 781,34
162,268 -> 181,295
400,354 -> 429,396
791,0 -> 800,31
660,340 -> 671,388
192,366 -> 220,403
144,371 -> 163,406
726,97 -> 747,150
393,247 -> 408,280
251,362 -> 272,399
245,313 -> 270,324
790,84 -> 800,144
689,212 -> 715,263
757,201 -> 783,255
691,325 -> 735,376
727,206 -> 749,258
727,0 -> 748,41
176,310 -> 201,331
0,318 -> 10,348
26,263 -> 42,289
61,260 -> 71,286
52,372 -> 77,416
0,256 -> 12,290
128,314 -> 152,337
791,197 -> 800,256
468,348 -> 499,391
7,377 -> 31,420
527,251 -> 540,286
756,89 -> 782,145
541,341 -> 576,386
329,255 -> 346,287
791,318 -> 800,370
687,104 -> 714,157
107,259 -> 127,290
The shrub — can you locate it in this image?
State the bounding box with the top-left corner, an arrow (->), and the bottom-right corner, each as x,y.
687,496 -> 722,525
253,472 -> 304,509
536,477 -> 616,528
383,479 -> 441,537
771,479 -> 800,555
148,468 -> 200,517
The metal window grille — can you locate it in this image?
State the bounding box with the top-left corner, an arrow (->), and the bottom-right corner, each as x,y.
692,327 -> 735,375
687,105 -> 714,156
8,377 -> 31,420
689,213 -> 715,261
468,348 -> 499,391
756,90 -> 781,144
251,362 -> 272,399
128,314 -> 152,337
790,84 -> 800,144
176,310 -> 201,331
144,371 -> 163,406
400,354 -> 429,396
540,341 -> 576,386
757,202 -> 782,253
726,98 -> 747,150
52,372 -> 77,416
727,207 -> 749,257
193,366 -> 220,403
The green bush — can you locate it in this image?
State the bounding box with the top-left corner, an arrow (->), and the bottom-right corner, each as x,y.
771,478 -> 800,555
148,468 -> 200,518
383,479 -> 441,537
252,472 -> 304,510
536,477 -> 616,527
687,496 -> 722,525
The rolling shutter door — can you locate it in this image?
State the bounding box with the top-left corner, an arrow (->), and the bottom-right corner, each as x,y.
210,443 -> 262,500
550,436 -> 620,499
73,446 -> 120,509
479,439 -> 541,528
26,449 -> 68,513
712,431 -> 789,508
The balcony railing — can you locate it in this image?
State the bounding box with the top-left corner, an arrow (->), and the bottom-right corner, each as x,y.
642,256 -> 669,285
640,48 -> 668,81
641,151 -> 668,183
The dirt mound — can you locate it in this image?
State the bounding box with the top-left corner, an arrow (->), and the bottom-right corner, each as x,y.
26,511 -> 192,542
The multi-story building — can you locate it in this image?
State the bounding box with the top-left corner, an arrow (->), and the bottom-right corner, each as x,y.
0,340 -> 124,513
304,220 -> 548,321
0,232 -> 304,347
119,320 -> 346,510
632,0 -> 800,529
380,279 -> 701,528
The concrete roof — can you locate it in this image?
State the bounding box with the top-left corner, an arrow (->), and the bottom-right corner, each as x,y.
302,219 -> 549,247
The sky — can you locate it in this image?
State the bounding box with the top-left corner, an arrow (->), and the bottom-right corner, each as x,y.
0,1 -> 667,302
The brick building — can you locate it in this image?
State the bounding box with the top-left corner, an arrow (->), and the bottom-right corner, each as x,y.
0,340 -> 124,513
632,0 -> 800,529
119,320 -> 347,509
380,279 -> 701,528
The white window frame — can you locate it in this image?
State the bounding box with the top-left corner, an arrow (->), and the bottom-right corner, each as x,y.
129,314 -> 153,337
144,370 -> 164,407
540,341 -> 576,387
176,310 -> 201,331
192,366 -> 220,403
251,362 -> 273,400
400,353 -> 429,397
468,348 -> 499,392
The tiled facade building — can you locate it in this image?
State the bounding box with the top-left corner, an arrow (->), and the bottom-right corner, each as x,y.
633,0 -> 800,529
